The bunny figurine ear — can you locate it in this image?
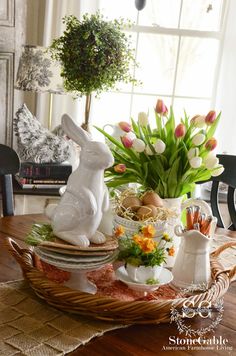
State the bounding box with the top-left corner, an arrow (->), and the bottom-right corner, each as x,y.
61,114 -> 92,147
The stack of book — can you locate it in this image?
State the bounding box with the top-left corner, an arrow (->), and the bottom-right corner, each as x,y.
15,162 -> 72,189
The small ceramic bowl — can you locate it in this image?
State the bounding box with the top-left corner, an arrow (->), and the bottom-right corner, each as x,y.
113,214 -> 167,238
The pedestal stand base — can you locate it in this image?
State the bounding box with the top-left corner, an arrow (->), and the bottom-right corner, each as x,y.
64,271 -> 97,294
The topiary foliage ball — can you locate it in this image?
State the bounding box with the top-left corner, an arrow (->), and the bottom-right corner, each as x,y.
50,13 -> 137,96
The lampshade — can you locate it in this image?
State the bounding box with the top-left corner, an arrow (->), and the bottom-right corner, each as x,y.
15,45 -> 64,94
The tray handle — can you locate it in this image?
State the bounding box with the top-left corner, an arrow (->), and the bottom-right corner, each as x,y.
5,237 -> 33,268
211,241 -> 236,281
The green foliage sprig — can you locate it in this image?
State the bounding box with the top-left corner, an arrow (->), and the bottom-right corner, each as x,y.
26,223 -> 55,246
50,13 -> 138,97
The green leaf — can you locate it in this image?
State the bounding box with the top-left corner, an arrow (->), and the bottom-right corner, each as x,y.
165,106 -> 175,138
159,154 -> 168,169
112,150 -> 142,174
95,126 -> 124,149
206,112 -> 221,140
155,111 -> 162,135
143,162 -> 149,182
169,145 -> 182,166
131,118 -> 139,136
179,183 -> 195,196
106,176 -> 139,188
95,126 -> 140,162
193,170 -> 212,182
167,157 -> 180,197
153,156 -> 165,176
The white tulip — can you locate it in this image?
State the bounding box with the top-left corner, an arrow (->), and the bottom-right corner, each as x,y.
211,164 -> 224,177
138,112 -> 148,126
194,115 -> 206,128
189,156 -> 202,169
132,138 -> 146,152
204,155 -> 219,170
187,147 -> 199,160
204,151 -> 215,160
125,131 -> 136,140
154,139 -> 166,154
145,145 -> 154,155
192,133 -> 206,146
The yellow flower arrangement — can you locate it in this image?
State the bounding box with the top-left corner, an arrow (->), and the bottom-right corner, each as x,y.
116,224 -> 173,267
140,225 -> 156,238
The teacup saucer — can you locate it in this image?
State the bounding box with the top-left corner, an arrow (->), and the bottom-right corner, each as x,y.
115,266 -> 173,293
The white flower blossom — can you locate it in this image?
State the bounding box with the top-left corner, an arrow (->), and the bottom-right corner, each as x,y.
138,112 -> 148,126
154,139 -> 166,154
211,164 -> 224,177
132,138 -> 146,152
192,133 -> 206,146
204,155 -> 219,170
125,131 -> 136,140
194,115 -> 206,128
189,156 -> 202,169
204,151 -> 215,160
187,147 -> 199,160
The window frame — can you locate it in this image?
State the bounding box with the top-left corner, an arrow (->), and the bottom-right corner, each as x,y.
99,0 -> 229,119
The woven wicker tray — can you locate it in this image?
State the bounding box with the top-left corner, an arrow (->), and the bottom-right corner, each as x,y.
6,237 -> 236,325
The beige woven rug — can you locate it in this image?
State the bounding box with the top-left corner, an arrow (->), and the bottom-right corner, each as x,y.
0,280 -> 126,356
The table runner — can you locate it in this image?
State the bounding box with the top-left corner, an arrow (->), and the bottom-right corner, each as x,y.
211,234 -> 236,279
0,280 -> 126,356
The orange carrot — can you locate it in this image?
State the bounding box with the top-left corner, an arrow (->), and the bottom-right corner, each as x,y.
200,216 -> 212,235
186,207 -> 193,230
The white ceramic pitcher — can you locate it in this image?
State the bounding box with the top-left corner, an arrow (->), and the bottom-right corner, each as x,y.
103,124 -> 124,147
172,199 -> 217,289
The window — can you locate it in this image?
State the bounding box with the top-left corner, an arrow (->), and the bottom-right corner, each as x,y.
85,0 -> 227,133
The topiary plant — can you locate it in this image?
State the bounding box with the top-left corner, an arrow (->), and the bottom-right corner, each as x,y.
50,12 -> 138,131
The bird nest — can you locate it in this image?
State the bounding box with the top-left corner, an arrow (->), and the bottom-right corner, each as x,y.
115,189 -> 176,222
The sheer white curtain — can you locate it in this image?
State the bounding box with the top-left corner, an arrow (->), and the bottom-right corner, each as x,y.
215,0 -> 236,154
36,0 -> 98,129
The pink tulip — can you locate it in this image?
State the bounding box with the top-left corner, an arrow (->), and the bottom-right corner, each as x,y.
155,99 -> 168,115
118,121 -> 132,132
175,123 -> 186,138
205,137 -> 217,151
114,164 -> 126,173
205,110 -> 216,125
121,135 -> 133,148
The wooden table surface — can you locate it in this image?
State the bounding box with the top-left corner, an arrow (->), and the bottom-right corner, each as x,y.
0,214 -> 235,356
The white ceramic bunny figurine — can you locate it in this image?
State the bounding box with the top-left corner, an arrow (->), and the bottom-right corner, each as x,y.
49,114 -> 114,247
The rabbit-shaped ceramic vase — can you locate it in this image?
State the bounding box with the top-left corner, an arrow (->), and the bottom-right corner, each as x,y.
49,114 -> 114,247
